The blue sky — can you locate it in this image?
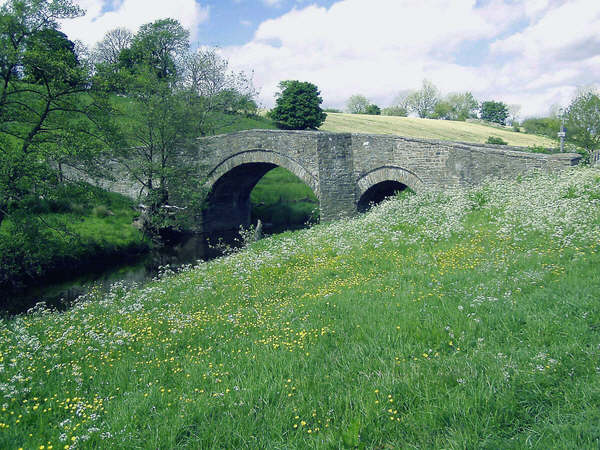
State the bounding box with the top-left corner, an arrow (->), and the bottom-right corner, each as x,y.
54,0 -> 600,117
198,0 -> 340,46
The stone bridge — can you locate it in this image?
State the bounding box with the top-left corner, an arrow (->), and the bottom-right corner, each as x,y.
99,129 -> 581,233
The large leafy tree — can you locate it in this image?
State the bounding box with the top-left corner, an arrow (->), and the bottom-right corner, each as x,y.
106,20 -> 205,235
480,100 -> 509,125
0,0 -> 109,229
566,90 -> 600,154
269,80 -> 326,130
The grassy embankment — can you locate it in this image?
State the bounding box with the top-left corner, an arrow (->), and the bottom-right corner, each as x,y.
1,166 -> 599,448
320,112 -> 558,147
0,184 -> 148,293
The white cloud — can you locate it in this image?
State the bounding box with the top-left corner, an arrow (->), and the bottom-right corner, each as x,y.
59,0 -> 210,47
222,0 -> 600,116
224,0 -> 523,110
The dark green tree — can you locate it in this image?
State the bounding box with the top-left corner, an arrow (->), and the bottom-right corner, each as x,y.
566,90 -> 600,154
480,100 -> 509,125
365,104 -> 381,115
269,80 -> 326,130
122,18 -> 189,81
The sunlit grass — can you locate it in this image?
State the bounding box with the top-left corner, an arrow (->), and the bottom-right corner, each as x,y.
320,113 -> 558,147
0,167 -> 599,448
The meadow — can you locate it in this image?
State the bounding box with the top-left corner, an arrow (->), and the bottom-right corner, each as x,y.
1,166 -> 599,448
320,113 -> 558,148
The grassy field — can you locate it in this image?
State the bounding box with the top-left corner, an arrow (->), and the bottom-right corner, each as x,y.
320,113 -> 558,147
1,166 -> 599,448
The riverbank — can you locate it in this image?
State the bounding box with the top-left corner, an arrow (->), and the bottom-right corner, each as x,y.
1,167 -> 598,448
0,183 -> 149,297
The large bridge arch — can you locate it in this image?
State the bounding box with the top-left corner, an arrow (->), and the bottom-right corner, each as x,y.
202,150 -> 319,233
356,166 -> 424,212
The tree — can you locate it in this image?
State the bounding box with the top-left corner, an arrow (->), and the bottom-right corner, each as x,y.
182,48 -> 258,133
104,21 -> 205,235
0,0 -> 109,230
507,104 -> 521,126
431,100 -> 453,119
480,100 -> 509,125
446,92 -> 478,121
93,27 -> 132,66
365,104 -> 381,115
346,94 -> 370,114
125,18 -> 189,81
383,91 -> 411,117
566,89 -> 600,154
406,79 -> 440,118
269,80 -> 326,130
522,117 -> 560,137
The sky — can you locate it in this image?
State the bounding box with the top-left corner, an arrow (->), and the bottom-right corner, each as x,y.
8,0 -> 600,117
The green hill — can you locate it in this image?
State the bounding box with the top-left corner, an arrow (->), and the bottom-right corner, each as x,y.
320,113 -> 557,147
2,166 -> 599,448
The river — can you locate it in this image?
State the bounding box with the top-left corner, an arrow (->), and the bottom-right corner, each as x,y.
0,231 -> 239,316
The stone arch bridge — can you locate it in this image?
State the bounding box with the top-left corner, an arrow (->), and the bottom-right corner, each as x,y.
100,129 -> 580,233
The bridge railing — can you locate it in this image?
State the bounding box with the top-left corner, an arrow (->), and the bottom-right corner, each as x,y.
591,150 -> 600,166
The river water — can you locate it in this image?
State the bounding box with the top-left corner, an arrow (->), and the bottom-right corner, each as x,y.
1,231 -> 240,316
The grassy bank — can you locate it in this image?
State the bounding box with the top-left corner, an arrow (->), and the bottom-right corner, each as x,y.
320,113 -> 558,147
0,184 -> 147,294
1,167 -> 599,448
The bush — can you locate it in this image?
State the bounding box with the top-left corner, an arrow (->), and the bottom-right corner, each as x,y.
382,106 -> 408,117
486,136 -> 508,145
365,104 -> 381,115
522,117 -> 560,137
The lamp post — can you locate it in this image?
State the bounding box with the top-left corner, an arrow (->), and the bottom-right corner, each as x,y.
558,107 -> 566,152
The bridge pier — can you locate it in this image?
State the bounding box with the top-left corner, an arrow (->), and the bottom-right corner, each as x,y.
316,134 -> 357,222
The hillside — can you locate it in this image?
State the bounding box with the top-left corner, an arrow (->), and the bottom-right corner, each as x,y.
1,166 -> 599,448
320,113 -> 557,147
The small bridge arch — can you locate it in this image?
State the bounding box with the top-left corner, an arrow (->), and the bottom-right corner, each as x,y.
202,149 -> 319,233
356,166 -> 424,212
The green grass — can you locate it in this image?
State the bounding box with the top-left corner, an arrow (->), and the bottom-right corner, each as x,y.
320,113 -> 559,148
251,167 -> 319,231
1,167 -> 599,448
0,184 -> 148,291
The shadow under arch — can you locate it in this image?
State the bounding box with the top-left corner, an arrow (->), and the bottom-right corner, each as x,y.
356,166 -> 423,213
202,150 -> 319,233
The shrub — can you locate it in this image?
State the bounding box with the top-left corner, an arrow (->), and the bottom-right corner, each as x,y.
486,136 -> 508,145
382,106 -> 408,117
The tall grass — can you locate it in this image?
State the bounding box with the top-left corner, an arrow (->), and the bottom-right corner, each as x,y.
0,167 -> 599,448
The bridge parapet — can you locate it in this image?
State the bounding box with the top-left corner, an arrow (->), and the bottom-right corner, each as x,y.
81,129 -> 581,233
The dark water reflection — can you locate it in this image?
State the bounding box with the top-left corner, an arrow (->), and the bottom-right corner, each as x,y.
1,231 -> 241,316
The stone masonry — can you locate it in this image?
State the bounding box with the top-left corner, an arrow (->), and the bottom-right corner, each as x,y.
91,129 -> 582,232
